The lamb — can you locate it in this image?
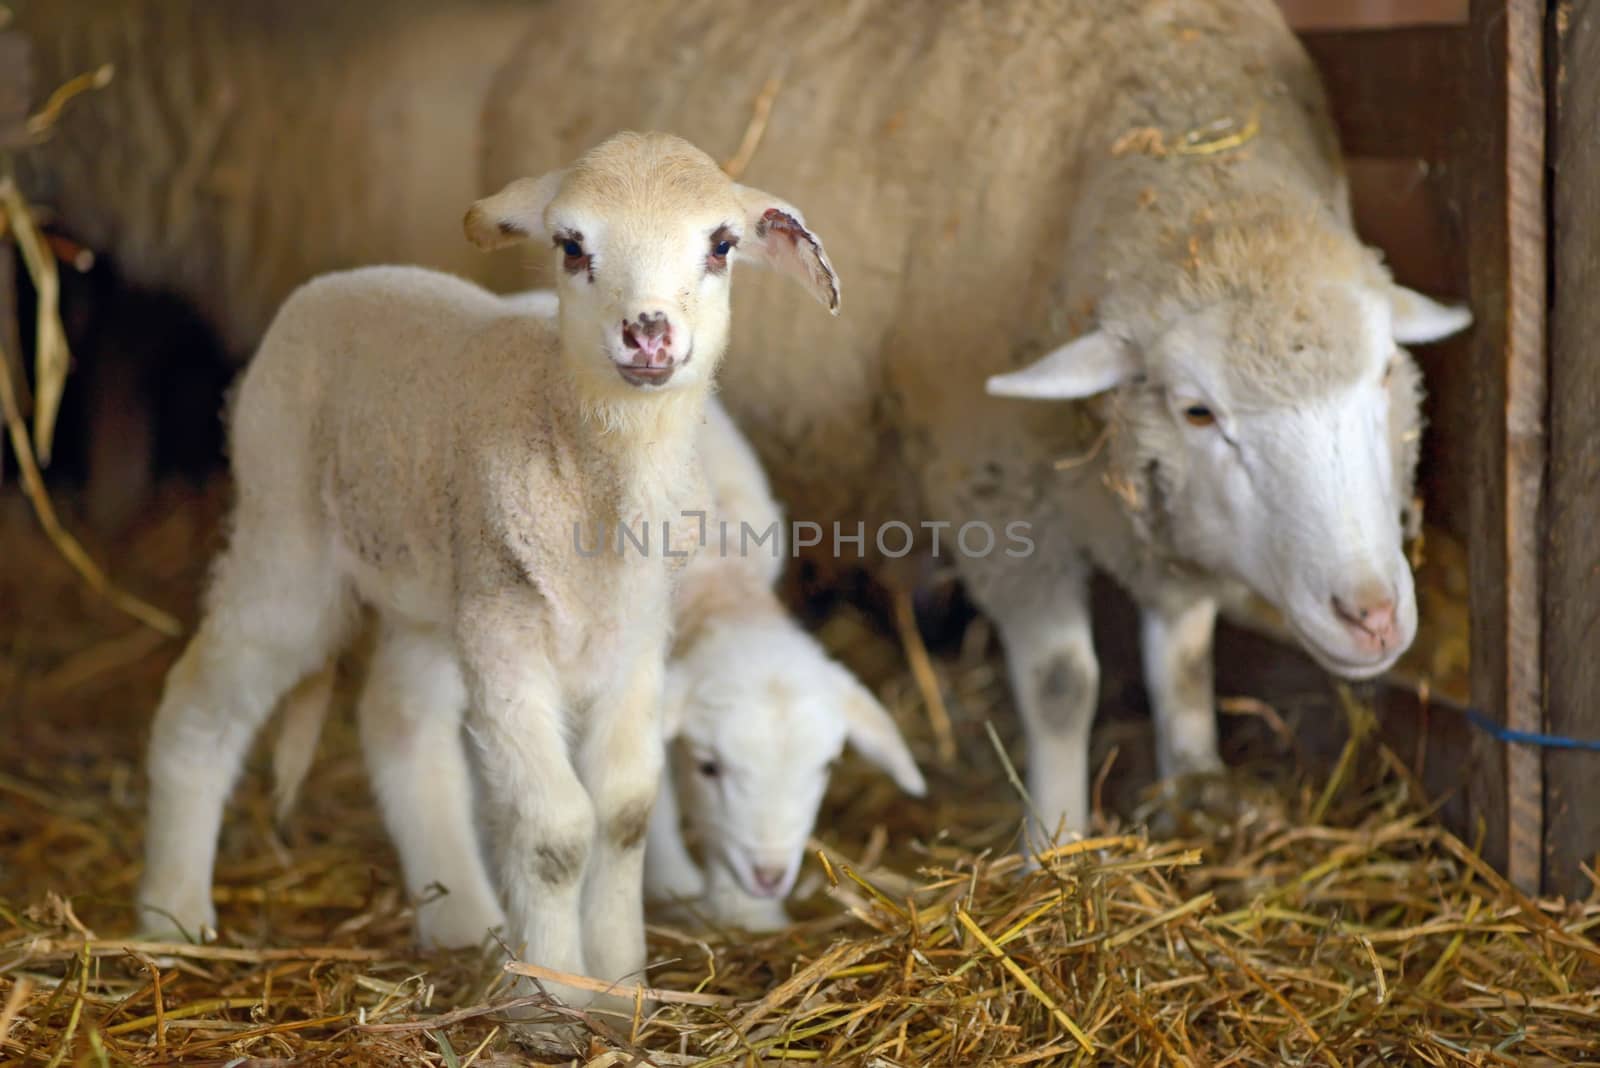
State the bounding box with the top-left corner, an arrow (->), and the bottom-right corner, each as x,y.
26,1 -> 1471,846
270,384 -> 927,936
648,397 -> 927,930
135,131 -> 841,1007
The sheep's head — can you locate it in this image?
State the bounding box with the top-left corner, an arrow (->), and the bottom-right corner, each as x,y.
988,265 -> 1468,681
466,131 -> 838,397
664,618 -> 924,900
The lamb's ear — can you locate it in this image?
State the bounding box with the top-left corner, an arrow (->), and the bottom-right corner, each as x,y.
841,680 -> 927,797
464,171 -> 567,251
734,185 -> 840,315
661,665 -> 691,741
1388,285 -> 1472,344
985,331 -> 1138,400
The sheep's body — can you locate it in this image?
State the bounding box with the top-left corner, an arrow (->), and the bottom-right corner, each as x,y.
14,0 -> 531,355
138,132 -> 843,1005
26,1 -> 1467,842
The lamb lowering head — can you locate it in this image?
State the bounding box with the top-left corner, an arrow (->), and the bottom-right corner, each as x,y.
465,132 -> 839,396
665,616 -> 925,905
989,226 -> 1469,680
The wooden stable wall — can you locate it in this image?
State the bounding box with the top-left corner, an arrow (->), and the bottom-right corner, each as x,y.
1545,1 -> 1600,899
1288,1 -> 1599,897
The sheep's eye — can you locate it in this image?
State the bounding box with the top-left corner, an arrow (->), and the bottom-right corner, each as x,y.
1382,359 -> 1395,388
1182,404 -> 1216,428
713,240 -> 733,257
697,758 -> 720,778
562,240 -> 582,258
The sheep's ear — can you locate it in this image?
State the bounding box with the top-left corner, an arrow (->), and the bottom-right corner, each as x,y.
841,680 -> 927,797
734,185 -> 840,315
1388,285 -> 1472,344
464,171 -> 567,251
985,331 -> 1137,400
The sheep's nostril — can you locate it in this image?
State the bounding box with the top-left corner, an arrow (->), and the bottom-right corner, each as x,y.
622,324 -> 641,350
1332,592 -> 1400,649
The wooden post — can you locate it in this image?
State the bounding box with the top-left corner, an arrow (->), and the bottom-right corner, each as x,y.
1543,0 -> 1600,898
1465,0 -> 1547,893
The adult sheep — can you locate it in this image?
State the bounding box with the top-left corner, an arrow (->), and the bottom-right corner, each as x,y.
19,0 -> 1469,843
471,0 -> 1470,842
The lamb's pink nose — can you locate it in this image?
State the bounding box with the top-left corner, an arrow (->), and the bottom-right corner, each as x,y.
621,312 -> 672,367
1332,588 -> 1399,654
750,865 -> 788,897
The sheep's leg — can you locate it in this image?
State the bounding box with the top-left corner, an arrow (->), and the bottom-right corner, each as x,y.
643,756 -> 707,905
576,655 -> 664,994
1140,594 -> 1222,780
459,605 -> 594,1007
962,559 -> 1099,850
139,535 -> 351,940
357,621 -> 504,950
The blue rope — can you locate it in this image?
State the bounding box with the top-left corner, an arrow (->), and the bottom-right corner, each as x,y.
1461,706 -> 1600,752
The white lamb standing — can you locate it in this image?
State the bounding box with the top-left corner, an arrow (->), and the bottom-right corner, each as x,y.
271,385 -> 927,935
135,131 -> 841,1007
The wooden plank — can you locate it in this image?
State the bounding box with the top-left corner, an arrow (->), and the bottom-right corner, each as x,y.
1278,0 -> 1467,31
1543,0 -> 1600,898
1465,0 -> 1547,893
1299,26 -> 1467,161
1344,157 -> 1473,541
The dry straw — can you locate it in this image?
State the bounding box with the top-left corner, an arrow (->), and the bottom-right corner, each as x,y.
3,581 -> 1596,1065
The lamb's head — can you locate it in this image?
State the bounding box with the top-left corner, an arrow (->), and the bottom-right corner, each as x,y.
466,131 -> 838,396
665,618 -> 924,900
988,238 -> 1469,680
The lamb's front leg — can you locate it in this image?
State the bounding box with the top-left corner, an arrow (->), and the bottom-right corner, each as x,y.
577,654 -> 664,992
1140,593 -> 1223,781
459,604 -> 594,1007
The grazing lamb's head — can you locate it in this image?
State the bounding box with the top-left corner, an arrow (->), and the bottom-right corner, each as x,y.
988,220 -> 1470,679
465,131 -> 838,396
665,618 -> 925,900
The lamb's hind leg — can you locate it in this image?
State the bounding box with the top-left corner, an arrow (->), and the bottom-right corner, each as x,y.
357,620 -> 504,950
139,527 -> 352,939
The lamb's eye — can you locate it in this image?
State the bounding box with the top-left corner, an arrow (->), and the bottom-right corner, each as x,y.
562,240 -> 582,258
707,228 -> 738,272
1183,404 -> 1216,428
697,758 -> 720,779
1382,359 -> 1394,388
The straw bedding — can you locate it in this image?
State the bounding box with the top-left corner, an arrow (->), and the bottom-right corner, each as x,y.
1,481 -> 1597,1067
